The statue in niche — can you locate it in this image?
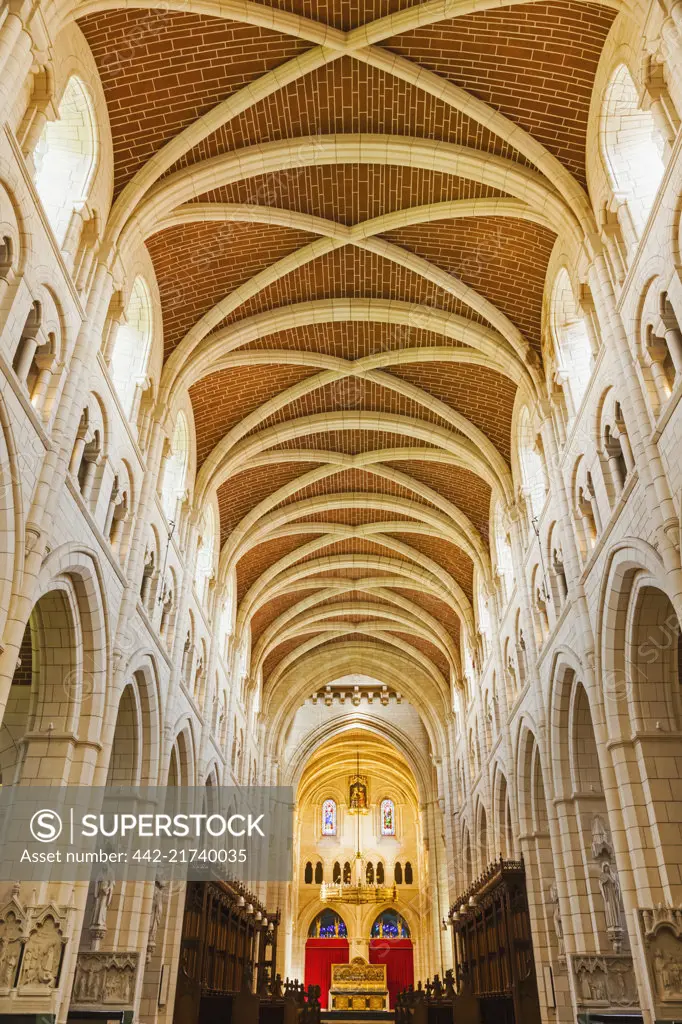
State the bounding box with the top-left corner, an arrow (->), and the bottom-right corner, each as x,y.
548,882 -> 564,956
147,879 -> 169,960
598,861 -> 622,932
591,816 -> 613,861
91,878 -> 115,933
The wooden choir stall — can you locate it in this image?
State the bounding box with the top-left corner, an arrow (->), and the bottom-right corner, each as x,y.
172,876 -> 320,1024
395,858 -> 542,1024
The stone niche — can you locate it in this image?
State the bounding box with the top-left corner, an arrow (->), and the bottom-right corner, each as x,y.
71,952 -> 139,1008
568,954 -> 639,1011
639,907 -> 682,1017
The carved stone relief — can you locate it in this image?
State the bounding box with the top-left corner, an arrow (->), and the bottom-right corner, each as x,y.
569,954 -> 638,1009
0,909 -> 24,990
0,898 -> 71,996
18,915 -> 64,991
638,907 -> 682,1014
71,952 -> 139,1007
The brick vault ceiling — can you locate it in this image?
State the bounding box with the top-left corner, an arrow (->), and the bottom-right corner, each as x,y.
74,0 -> 617,694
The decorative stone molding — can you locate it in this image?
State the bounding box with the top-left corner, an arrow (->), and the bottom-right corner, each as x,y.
569,954 -> 639,1010
71,951 -> 139,1007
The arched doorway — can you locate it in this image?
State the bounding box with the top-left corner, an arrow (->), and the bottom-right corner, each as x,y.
368,910 -> 413,1009
304,910 -> 349,1008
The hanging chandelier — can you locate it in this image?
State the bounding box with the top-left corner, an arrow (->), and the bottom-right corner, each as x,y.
320,882 -> 398,905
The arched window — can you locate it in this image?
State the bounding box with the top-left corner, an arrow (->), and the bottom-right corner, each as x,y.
376,862 -> 385,885
332,861 -> 341,884
370,910 -> 410,938
366,861 -> 374,885
110,276 -> 153,419
304,861 -> 313,884
321,798 -> 337,836
161,413 -> 189,521
308,910 -> 347,938
518,407 -> 547,519
404,862 -> 413,885
394,861 -> 403,885
314,861 -> 323,884
195,505 -> 215,605
343,861 -> 351,884
601,64 -> 665,236
551,268 -> 593,410
33,76 -> 97,246
380,798 -> 396,836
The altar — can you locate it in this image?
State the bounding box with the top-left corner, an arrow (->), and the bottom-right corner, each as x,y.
328,956 -> 390,1012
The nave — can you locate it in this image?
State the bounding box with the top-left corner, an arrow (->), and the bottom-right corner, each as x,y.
1,0 -> 682,1019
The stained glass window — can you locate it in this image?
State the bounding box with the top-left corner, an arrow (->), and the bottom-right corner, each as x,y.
380,798 -> 396,836
371,910 -> 410,938
322,798 -> 337,836
309,910 -> 347,938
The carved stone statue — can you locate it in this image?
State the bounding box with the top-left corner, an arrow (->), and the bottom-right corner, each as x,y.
91,879 -> 115,933
599,861 -> 622,931
591,816 -> 613,861
549,882 -> 564,956
147,879 -> 169,961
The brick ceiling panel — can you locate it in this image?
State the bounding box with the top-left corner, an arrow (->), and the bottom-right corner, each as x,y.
323,613 -> 394,624
172,57 -> 530,170
389,631 -> 451,677
393,588 -> 461,643
146,222 -> 318,357
381,218 -> 556,350
217,462 -> 323,544
295,537 -> 405,563
309,567 -> 404,580
222,246 -> 480,328
384,1 -> 616,185
386,363 -> 516,459
253,0 -> 421,33
394,461 -> 491,540
308,634 -> 429,665
250,590 -> 325,643
250,378 -> 460,435
291,508 -> 419,526
236,534 -> 322,601
190,364 -> 321,468
271,428 -> 441,455
77,10 -> 309,197
263,633 -> 320,681
315,590 -> 399,608
271,468 -> 441,509
195,166 -> 508,226
241,321 -> 475,359
386,532 -> 474,599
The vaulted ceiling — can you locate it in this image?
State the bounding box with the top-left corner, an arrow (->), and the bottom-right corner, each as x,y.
73,0 -> 617,702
